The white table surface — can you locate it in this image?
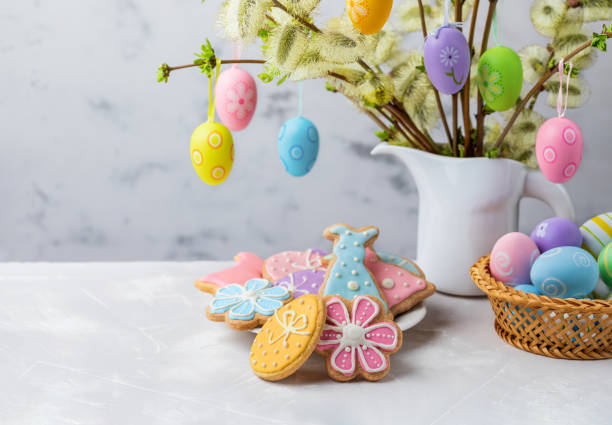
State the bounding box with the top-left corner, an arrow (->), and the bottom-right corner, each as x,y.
0,261 -> 609,425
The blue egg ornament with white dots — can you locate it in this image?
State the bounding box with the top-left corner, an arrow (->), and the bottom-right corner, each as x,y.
277,116 -> 319,177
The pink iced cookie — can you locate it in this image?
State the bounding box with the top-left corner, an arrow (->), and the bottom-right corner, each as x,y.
263,249 -> 327,281
365,249 -> 436,316
195,252 -> 264,295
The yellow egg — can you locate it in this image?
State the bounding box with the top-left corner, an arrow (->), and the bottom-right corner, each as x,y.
346,0 -> 393,35
190,121 -> 234,185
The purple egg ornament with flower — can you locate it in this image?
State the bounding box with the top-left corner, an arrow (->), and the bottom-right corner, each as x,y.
423,24 -> 470,95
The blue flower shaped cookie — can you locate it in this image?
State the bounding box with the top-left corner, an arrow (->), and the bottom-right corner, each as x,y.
321,224 -> 389,314
206,278 -> 292,330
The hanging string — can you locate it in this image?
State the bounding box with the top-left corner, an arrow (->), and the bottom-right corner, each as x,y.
557,58 -> 572,118
444,0 -> 450,26
297,81 -> 303,117
231,41 -> 242,68
491,0 -> 502,46
207,59 -> 222,122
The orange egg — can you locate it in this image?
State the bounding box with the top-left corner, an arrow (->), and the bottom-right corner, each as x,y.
346,0 -> 393,35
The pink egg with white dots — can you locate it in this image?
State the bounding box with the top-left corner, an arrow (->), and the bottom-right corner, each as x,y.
490,232 -> 540,286
535,117 -> 583,183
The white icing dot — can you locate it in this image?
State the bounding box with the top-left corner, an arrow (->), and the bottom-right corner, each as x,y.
272,362 -> 277,367
382,278 -> 394,289
340,244 -> 345,249
282,268 -> 288,272
283,341 -> 288,347
285,354 -> 290,360
258,343 -> 262,348
312,283 -> 317,288
335,272 -> 342,278
299,299 -> 304,304
262,351 -> 267,356
403,282 -> 409,287
354,241 -> 360,246
356,320 -> 361,325
296,342 -> 302,348
397,271 -> 403,276
351,270 -> 358,276
274,349 -> 279,354
393,295 -> 399,300
262,362 -> 266,367
347,281 -> 359,291
341,262 -> 346,267
252,360 -> 257,364
366,333 -> 370,337
345,347 -> 351,352
345,230 -> 351,235
286,258 -> 291,263
384,267 -> 389,272
364,281 -> 370,286
354,257 -> 359,262
337,334 -> 341,339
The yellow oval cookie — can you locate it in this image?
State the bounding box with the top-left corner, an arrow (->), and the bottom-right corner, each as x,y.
250,294 -> 324,381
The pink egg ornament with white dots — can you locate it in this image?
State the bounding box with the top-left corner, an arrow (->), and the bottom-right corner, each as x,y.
535,115 -> 583,184
214,65 -> 257,131
490,232 -> 540,286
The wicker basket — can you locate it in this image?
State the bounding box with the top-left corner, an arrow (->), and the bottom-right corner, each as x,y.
471,255 -> 612,360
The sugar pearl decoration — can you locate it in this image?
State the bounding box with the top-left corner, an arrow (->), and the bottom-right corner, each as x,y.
382,278 -> 395,289
347,281 -> 359,291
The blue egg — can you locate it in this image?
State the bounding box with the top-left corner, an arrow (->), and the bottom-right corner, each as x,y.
277,116 -> 319,177
530,247 -> 599,299
513,284 -> 540,295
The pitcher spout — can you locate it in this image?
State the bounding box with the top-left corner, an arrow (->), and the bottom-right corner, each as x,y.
370,143 -> 442,185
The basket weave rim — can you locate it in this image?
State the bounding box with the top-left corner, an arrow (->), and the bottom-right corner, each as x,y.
471,255 -> 612,313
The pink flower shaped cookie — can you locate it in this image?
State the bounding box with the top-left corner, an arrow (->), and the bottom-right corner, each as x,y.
316,295 -> 402,382
263,249 -> 327,281
365,249 -> 436,317
195,252 -> 264,295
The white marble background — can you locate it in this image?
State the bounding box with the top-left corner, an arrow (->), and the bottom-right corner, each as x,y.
1,0 -> 611,261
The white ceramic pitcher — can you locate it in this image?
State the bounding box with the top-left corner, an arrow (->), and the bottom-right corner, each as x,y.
371,143 -> 576,296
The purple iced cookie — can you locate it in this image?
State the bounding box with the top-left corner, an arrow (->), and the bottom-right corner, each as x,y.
272,269 -> 325,298
530,217 -> 582,253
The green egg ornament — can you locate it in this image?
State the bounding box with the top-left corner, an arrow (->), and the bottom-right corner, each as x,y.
598,242 -> 612,290
477,46 -> 523,112
190,121 -> 234,185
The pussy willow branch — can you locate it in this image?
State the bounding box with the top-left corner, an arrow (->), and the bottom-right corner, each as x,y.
416,0 -> 453,151
493,31 -> 612,150
270,0 -> 320,33
451,0 -> 463,156
165,59 -> 265,75
527,45 -> 555,111
474,0 -> 498,156
462,0 -> 480,155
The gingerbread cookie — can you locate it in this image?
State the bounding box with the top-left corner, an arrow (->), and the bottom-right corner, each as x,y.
250,294 -> 325,381
263,249 -> 327,281
206,278 -> 291,330
272,269 -> 325,298
365,249 -> 435,316
195,252 -> 264,295
321,224 -> 389,311
316,295 -> 402,382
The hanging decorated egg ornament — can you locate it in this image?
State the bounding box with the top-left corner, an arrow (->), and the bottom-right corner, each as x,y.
477,46 -> 523,111
536,60 -> 583,184
423,25 -> 470,95
215,65 -> 257,131
346,0 -> 393,35
277,116 -> 319,177
190,121 -> 234,185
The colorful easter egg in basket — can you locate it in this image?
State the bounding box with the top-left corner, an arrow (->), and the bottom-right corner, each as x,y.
477,46 -> 523,111
215,65 -> 257,131
535,117 -> 583,183
530,217 -> 582,253
490,232 -> 540,286
277,117 -> 319,177
346,0 -> 393,35
530,246 -> 599,299
597,242 -> 612,290
580,212 -> 612,258
423,25 -> 470,94
190,121 -> 234,185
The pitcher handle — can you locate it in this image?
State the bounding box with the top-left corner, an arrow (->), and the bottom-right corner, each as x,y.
523,170 -> 575,220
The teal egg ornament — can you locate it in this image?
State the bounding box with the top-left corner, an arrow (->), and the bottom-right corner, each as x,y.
277,116 -> 319,177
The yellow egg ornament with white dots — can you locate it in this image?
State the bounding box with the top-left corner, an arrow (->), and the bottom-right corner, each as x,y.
190,121 -> 234,185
